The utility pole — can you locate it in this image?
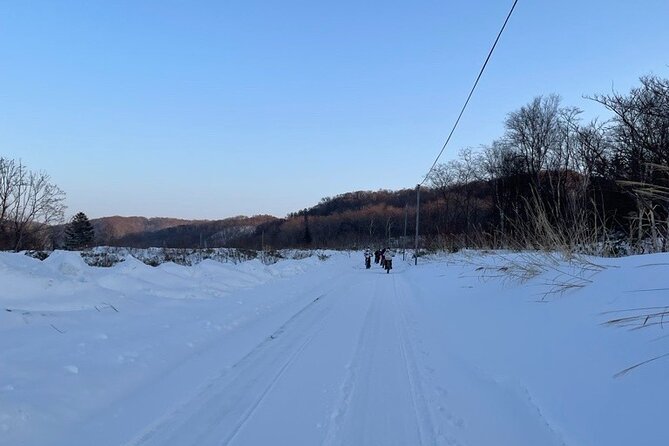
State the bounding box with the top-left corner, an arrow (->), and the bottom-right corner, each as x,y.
414,184 -> 420,265
403,203 -> 408,261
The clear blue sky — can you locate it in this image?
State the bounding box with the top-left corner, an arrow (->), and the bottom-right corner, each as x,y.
2,0 -> 668,219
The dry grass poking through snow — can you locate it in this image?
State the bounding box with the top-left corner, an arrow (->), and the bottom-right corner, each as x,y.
461,250 -> 609,300
461,250 -> 669,377
602,279 -> 669,377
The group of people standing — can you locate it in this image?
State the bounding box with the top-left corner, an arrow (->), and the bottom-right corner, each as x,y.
363,247 -> 394,273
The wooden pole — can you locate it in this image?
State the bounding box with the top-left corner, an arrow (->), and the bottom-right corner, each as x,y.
414,184 -> 420,265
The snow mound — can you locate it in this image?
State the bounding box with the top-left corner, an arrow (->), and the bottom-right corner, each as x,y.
42,250 -> 90,278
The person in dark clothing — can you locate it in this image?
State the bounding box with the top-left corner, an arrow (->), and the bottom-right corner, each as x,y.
364,248 -> 372,269
383,248 -> 394,273
374,250 -> 381,264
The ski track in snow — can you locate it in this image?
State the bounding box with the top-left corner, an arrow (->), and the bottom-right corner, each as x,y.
119,260 -> 443,446
124,294 -> 332,446
319,276 -> 378,446
392,276 -> 447,446
321,265 -> 440,446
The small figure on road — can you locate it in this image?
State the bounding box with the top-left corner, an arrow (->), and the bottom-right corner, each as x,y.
364,248 -> 372,269
383,248 -> 394,274
379,248 -> 387,268
374,249 -> 381,264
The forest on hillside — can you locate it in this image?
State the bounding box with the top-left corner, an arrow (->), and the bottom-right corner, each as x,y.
236,74 -> 669,255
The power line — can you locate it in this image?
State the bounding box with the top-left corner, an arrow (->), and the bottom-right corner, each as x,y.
420,0 -> 519,186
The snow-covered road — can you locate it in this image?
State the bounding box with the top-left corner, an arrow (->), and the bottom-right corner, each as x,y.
121,265 -> 436,446
2,250 -> 668,445
75,260 -> 560,446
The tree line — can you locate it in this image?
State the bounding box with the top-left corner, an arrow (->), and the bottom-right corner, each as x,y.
424,74 -> 669,254
3,72 -> 667,254
235,73 -> 669,255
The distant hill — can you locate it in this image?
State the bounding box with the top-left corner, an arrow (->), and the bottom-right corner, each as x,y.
88,189 -> 434,249
300,189 -> 424,217
251,188 -> 443,249
87,175 -> 634,251
92,216 -> 197,245
92,215 -> 278,248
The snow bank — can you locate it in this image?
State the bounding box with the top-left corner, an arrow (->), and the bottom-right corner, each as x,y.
405,251 -> 669,446
0,249 -> 346,445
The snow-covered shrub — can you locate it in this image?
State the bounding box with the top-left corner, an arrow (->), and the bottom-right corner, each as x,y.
24,250 -> 50,261
289,250 -> 313,260
24,246 -> 328,268
80,251 -> 125,267
260,250 -> 284,265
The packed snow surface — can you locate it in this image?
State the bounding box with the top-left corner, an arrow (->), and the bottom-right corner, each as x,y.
1,250 -> 667,445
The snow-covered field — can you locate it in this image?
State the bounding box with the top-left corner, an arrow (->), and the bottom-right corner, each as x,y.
1,250 -> 667,446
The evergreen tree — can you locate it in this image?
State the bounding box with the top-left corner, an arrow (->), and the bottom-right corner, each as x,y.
65,212 -> 95,250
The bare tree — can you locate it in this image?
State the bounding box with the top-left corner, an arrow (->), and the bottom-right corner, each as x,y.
453,148 -> 484,235
0,158 -> 66,250
590,75 -> 669,251
0,158 -> 20,231
428,161 -> 457,236
481,140 -> 524,242
573,120 -> 611,180
504,94 -> 564,183
590,75 -> 669,180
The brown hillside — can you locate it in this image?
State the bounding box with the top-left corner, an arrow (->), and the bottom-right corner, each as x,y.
92,216 -> 198,245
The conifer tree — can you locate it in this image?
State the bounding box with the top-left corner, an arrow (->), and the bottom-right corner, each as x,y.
65,212 -> 95,250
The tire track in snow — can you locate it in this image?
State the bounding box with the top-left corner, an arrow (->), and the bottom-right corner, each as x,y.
123,293 -> 333,446
392,275 -> 455,446
320,278 -> 379,446
322,270 -> 437,446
